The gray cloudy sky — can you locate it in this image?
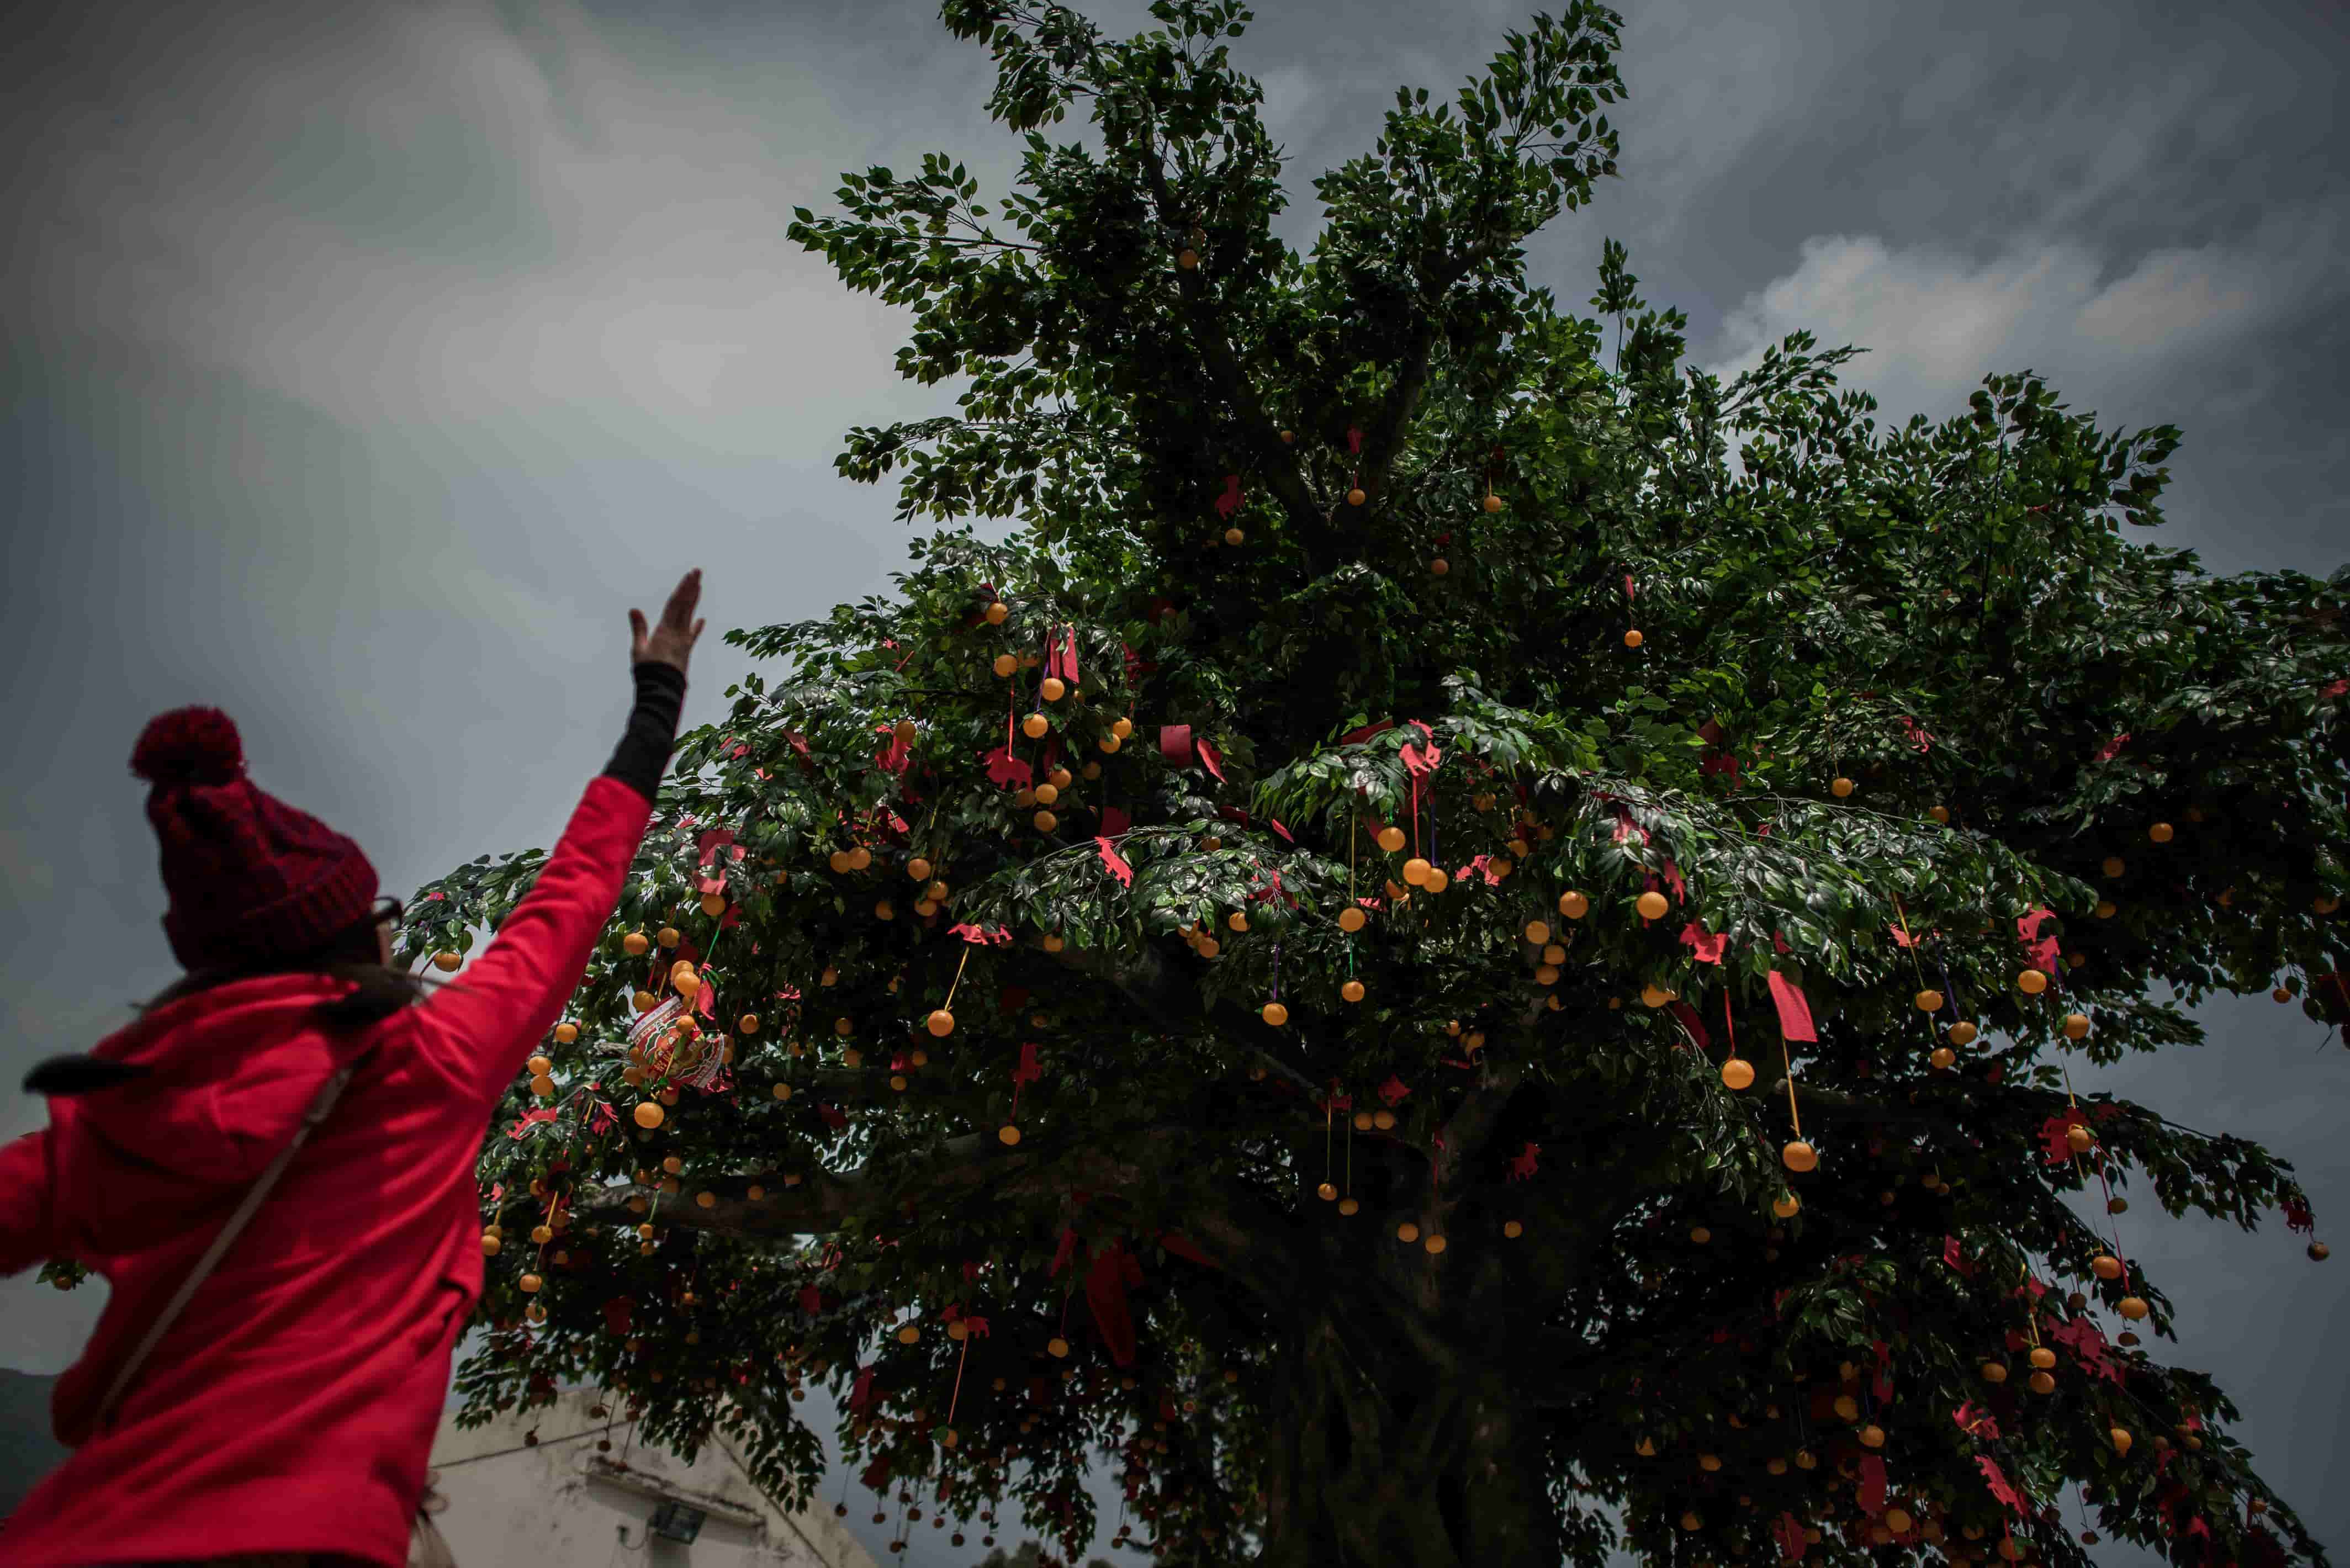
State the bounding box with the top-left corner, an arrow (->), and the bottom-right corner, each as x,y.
2,0 -> 2344,1562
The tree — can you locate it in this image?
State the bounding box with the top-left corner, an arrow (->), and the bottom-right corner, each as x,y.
409,4 -> 2349,1566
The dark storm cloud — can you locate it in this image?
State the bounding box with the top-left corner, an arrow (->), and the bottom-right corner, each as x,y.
2,2 -> 2341,1564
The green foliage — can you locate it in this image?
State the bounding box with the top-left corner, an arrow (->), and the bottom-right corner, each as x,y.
405,4 -> 2347,1566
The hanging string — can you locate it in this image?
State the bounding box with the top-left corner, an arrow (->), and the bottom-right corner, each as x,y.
945,1323 -> 974,1431
1780,1008 -> 1803,1140
2063,1061 -> 2131,1267
943,944 -> 973,1013
1892,896 -> 1928,988
1892,894 -> 1942,1058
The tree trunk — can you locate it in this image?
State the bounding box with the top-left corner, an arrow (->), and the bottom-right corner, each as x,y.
1256,1311 -> 1553,1568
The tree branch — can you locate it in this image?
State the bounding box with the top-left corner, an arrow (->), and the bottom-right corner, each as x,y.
1357,236 -> 1512,510
1041,937 -> 1321,1096
1132,126 -> 1329,568
1771,1079 -> 1991,1130
578,1124 -> 1204,1243
1428,1063 -> 1526,1200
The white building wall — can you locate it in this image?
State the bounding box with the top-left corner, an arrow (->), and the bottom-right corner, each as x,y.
427,1389 -> 878,1568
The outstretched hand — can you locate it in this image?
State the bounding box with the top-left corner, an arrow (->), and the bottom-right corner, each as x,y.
629,569 -> 705,677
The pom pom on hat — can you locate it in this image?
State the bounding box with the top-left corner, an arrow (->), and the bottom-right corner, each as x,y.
128,704 -> 377,970
131,707 -> 246,787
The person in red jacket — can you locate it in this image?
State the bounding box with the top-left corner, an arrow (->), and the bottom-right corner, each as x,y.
0,570 -> 705,1568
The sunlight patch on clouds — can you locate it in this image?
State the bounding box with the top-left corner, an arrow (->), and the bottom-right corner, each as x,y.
1701,197 -> 2350,440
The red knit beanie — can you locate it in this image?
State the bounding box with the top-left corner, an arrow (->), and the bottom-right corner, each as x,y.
129,707 -> 379,972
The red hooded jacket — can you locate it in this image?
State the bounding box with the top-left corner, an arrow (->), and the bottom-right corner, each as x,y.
0,774 -> 653,1566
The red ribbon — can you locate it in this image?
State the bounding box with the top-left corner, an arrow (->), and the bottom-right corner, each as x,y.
1766,972 -> 1818,1041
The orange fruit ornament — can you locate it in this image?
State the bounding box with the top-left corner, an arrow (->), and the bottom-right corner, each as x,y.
1783,1141 -> 1818,1173
927,1009 -> 955,1037
1636,891 -> 1668,920
1722,1058 -> 1755,1090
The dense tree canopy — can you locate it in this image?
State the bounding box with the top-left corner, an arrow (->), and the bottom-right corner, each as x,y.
405,4 -> 2348,1566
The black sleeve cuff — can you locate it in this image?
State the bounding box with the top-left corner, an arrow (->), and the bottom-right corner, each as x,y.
604,661 -> 687,803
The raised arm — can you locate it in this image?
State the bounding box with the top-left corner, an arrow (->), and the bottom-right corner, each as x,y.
410,571 -> 701,1109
